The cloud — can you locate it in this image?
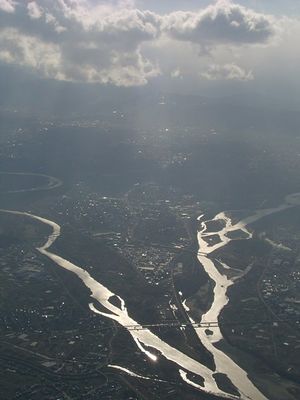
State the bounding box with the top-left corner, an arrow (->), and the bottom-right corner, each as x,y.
27,2 -> 43,20
171,68 -> 182,79
0,28 -> 64,79
201,63 -> 254,81
0,0 -> 282,86
0,0 -> 15,13
0,0 -> 161,86
163,0 -> 276,47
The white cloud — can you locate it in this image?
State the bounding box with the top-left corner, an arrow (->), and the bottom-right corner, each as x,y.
163,0 -> 276,47
170,68 -> 182,79
0,28 -> 63,78
0,0 -> 286,86
0,0 -> 15,13
27,2 -> 42,20
0,0 -> 161,86
201,63 -> 254,81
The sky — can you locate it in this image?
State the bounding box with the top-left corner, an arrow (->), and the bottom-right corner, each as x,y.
136,0 -> 300,15
0,0 -> 299,105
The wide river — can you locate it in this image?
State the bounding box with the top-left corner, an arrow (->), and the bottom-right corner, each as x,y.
1,174 -> 300,399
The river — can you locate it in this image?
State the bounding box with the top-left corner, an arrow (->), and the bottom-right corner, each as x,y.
187,193 -> 300,399
1,172 -> 300,399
